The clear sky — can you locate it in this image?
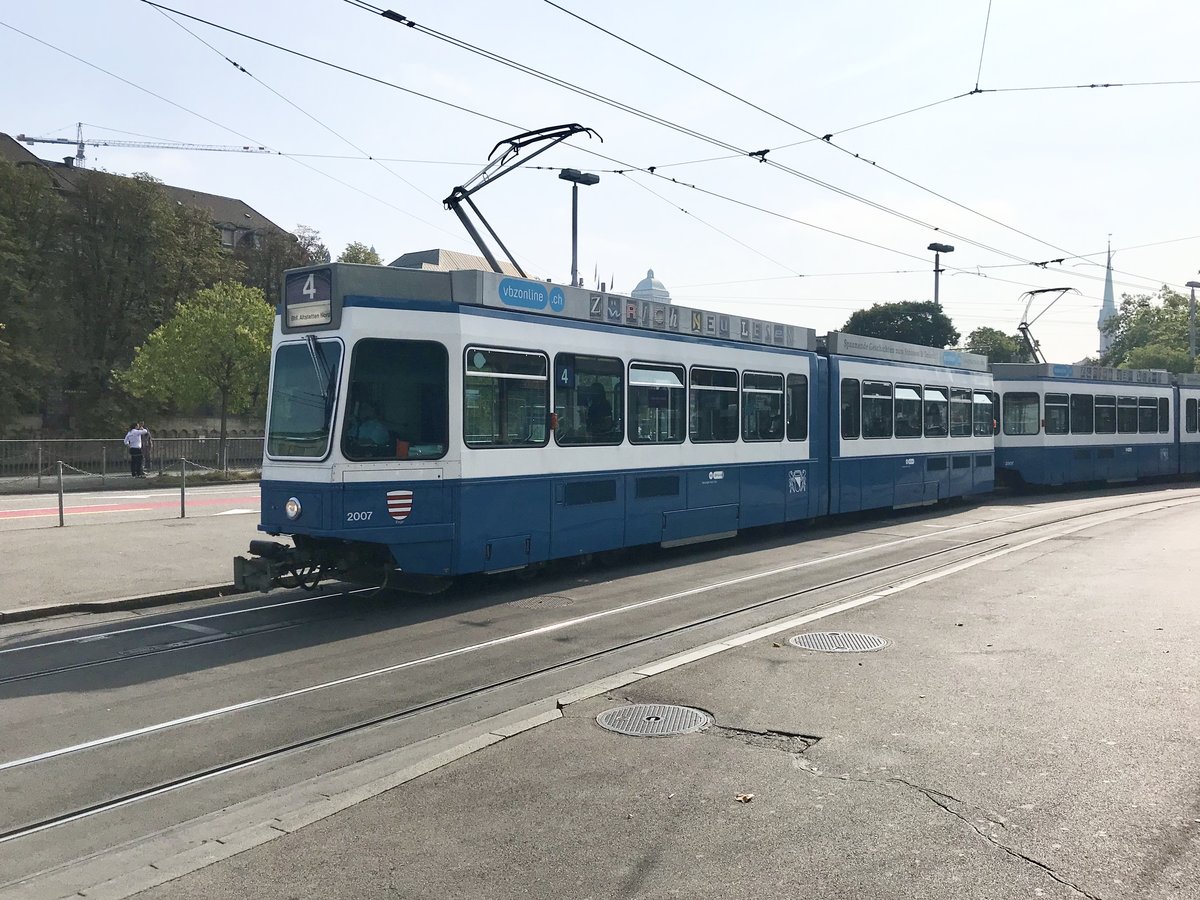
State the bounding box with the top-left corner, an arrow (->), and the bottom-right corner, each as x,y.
4,0 -> 1199,363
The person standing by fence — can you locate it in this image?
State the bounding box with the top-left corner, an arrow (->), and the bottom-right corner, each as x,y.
123,422 -> 151,478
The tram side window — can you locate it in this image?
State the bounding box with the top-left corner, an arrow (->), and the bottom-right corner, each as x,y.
1137,397 -> 1158,434
628,362 -> 685,444
1070,394 -> 1094,434
1002,392 -> 1039,435
742,372 -> 784,442
894,384 -> 922,438
973,390 -> 994,437
343,339 -> 448,461
1187,398 -> 1198,433
1117,396 -> 1138,434
1095,395 -> 1116,434
950,388 -> 973,437
840,378 -> 860,440
924,386 -> 948,437
786,374 -> 809,441
1044,393 -> 1069,435
862,381 -> 893,439
463,347 -> 549,448
690,366 -> 739,443
1158,397 -> 1170,434
554,353 -> 623,446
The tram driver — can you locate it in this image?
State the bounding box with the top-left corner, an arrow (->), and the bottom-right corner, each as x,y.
348,400 -> 391,456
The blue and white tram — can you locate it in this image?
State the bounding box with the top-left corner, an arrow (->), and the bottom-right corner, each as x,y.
1177,373 -> 1200,477
992,363 -> 1177,486
238,263 -> 827,590
825,332 -> 994,513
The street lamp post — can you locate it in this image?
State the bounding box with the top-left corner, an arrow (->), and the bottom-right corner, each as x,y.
1186,279 -> 1200,364
558,168 -> 600,287
927,243 -> 955,308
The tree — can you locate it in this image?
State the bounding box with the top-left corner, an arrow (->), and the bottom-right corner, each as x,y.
0,159 -> 64,428
1101,287 -> 1191,371
1121,344 -> 1194,374
116,282 -> 274,461
842,301 -> 959,349
236,223 -> 329,302
337,241 -> 382,265
963,326 -> 1033,364
54,171 -> 235,429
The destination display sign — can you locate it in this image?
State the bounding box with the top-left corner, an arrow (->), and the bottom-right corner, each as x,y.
458,271 -> 816,351
826,331 -> 989,372
991,362 -> 1171,385
283,267 -> 339,332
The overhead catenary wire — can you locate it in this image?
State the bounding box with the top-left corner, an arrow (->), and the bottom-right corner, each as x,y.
974,0 -> 994,92
535,0 -> 1099,267
0,17 -> 471,246
342,1 -> 1064,268
147,3 -> 441,206
129,1 -> 1187,301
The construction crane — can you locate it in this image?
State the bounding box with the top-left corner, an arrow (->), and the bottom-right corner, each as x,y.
16,123 -> 271,168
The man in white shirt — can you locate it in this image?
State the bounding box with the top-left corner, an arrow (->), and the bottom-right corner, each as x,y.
123,422 -> 152,478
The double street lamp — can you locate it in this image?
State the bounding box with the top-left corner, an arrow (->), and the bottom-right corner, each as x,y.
559,168 -> 600,287
928,243 -> 955,308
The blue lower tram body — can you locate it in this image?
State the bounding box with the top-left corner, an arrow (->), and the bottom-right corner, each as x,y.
262,450 -> 996,578
267,461 -> 833,577
996,443 -> 1178,486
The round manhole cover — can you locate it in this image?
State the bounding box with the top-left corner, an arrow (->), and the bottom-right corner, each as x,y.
596,704 -> 712,737
510,594 -> 574,609
788,631 -> 890,653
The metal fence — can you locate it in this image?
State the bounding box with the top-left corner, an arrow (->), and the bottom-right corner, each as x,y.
0,437 -> 264,492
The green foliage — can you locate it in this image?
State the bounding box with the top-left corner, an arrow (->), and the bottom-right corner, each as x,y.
842,301 -> 960,349
1120,344 -> 1195,374
1101,287 -> 1192,371
963,326 -> 1033,363
0,160 -> 64,426
235,223 -> 329,301
53,171 -> 237,428
337,241 -> 382,265
116,282 -> 274,451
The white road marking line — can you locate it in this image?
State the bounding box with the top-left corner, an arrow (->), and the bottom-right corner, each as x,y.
6,496 -> 1193,774
172,623 -> 225,636
213,509 -> 256,516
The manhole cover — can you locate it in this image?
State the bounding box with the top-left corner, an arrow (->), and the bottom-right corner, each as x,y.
596,704 -> 712,737
788,631 -> 890,653
510,594 -> 574,609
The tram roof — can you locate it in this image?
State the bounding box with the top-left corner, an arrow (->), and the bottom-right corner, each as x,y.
824,331 -> 989,373
283,263 -> 817,351
990,362 -> 1171,385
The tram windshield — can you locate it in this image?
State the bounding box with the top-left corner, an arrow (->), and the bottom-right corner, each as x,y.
343,339 -> 449,460
267,340 -> 343,458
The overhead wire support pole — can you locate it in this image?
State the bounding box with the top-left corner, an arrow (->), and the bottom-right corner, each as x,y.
443,123 -> 601,275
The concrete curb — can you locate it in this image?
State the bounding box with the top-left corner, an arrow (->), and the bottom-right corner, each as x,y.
0,584 -> 239,624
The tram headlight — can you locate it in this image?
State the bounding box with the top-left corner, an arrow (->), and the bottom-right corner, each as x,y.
284,497 -> 302,520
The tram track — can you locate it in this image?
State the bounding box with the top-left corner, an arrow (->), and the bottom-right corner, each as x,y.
3,489 -> 1197,850
3,485 -> 1191,686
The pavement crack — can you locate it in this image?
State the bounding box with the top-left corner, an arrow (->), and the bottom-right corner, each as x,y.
792,761 -> 1104,900
709,723 -> 820,754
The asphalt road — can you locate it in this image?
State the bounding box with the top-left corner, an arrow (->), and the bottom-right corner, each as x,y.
0,485 -> 1197,899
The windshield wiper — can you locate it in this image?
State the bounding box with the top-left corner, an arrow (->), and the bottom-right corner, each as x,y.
304,334 -> 332,410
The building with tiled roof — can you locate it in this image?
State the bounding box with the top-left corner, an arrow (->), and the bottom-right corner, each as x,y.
389,248 -> 524,277
0,132 -> 283,248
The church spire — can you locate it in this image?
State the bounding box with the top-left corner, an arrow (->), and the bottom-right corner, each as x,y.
1097,238 -> 1117,357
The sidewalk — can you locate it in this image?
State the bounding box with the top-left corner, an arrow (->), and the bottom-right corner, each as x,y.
126,495 -> 1200,899
0,496 -> 261,622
